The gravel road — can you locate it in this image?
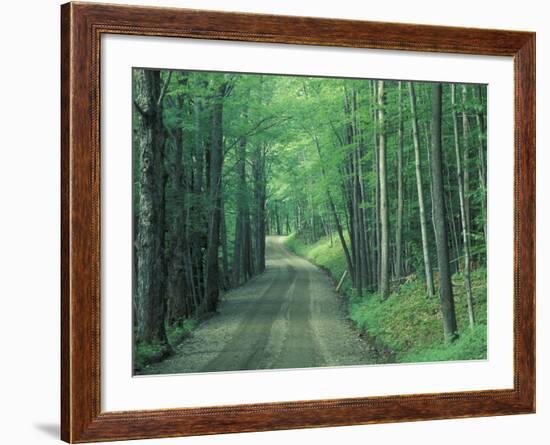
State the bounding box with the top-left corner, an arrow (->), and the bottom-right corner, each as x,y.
141,236 -> 377,375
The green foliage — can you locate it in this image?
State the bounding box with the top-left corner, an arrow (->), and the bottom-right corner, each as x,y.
133,318 -> 198,372
133,66 -> 488,370
133,341 -> 172,373
286,233 -> 487,363
167,318 -> 198,346
402,324 -> 487,362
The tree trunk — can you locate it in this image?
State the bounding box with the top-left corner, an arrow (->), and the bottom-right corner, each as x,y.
431,83 -> 459,342
370,80 -> 381,290
461,86 -> 471,251
231,137 -> 247,287
345,88 -> 363,295
133,68 -> 169,348
473,85 -> 488,240
252,144 -> 267,274
377,80 -> 390,299
352,89 -> 370,288
204,83 -> 226,313
313,134 -> 355,278
395,81 -> 404,282
453,84 -> 476,327
220,197 -> 230,290
408,82 -> 435,299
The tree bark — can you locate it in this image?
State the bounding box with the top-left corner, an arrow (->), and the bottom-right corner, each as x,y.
204,83 -> 227,313
231,137 -> 247,287
395,81 -> 404,282
408,82 -> 435,299
313,134 -> 355,279
431,83 -> 459,342
254,145 -> 267,273
473,85 -> 488,240
453,84 -> 476,327
370,80 -> 381,290
134,68 -> 169,347
377,80 -> 390,299
461,86 -> 471,251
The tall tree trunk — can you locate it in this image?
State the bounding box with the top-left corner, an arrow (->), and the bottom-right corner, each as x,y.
345,88 -> 363,295
395,81 -> 404,282
190,92 -> 207,307
353,89 -> 370,288
370,80 -> 381,290
313,134 -> 355,278
133,68 -> 169,348
165,74 -> 190,322
453,85 -> 476,327
243,209 -> 254,279
253,144 -> 267,274
220,197 -> 230,290
461,86 -> 471,252
377,80 -> 390,299
431,83 -> 459,342
166,122 -> 187,322
445,161 -> 461,274
473,85 -> 488,240
274,203 -> 282,235
231,137 -> 247,287
408,82 -> 435,299
423,122 -> 438,238
204,83 -> 226,313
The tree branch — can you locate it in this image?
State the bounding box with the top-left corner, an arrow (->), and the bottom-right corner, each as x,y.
157,71 -> 173,107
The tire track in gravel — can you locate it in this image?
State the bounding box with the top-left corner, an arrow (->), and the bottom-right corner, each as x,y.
141,236 -> 377,376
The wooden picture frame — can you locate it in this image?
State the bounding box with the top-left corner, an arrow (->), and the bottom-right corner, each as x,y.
61,1 -> 535,442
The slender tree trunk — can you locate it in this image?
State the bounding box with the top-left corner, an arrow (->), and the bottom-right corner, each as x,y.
353,89 -> 370,288
243,209 -> 254,279
423,122 -> 438,238
377,80 -> 390,299
445,161 -> 461,274
275,203 -> 282,235
313,134 -> 355,278
370,80 -> 381,289
231,137 -> 247,286
453,85 -> 476,327
473,85 -> 488,240
166,121 -> 187,322
345,88 -> 363,295
252,144 -> 267,274
165,74 -> 191,322
190,92 -> 208,307
204,83 -> 226,313
395,81 -> 404,283
220,197 -> 230,290
408,82 -> 435,299
461,86 -> 471,252
431,83 -> 459,342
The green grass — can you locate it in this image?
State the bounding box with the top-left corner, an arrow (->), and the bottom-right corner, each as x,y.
285,233 -> 487,364
134,341 -> 171,373
167,318 -> 198,346
134,318 -> 198,372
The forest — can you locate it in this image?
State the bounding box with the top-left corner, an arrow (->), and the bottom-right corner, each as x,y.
132,68 -> 487,372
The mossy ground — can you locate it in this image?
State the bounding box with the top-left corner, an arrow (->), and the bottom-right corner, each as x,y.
134,318 -> 198,373
285,233 -> 487,364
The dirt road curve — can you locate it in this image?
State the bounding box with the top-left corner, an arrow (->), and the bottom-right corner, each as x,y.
141,236 -> 375,375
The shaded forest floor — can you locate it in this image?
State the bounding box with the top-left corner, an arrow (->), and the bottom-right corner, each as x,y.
285,233 -> 488,364
137,236 -> 381,375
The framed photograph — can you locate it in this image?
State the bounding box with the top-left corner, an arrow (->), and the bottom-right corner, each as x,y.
61,2 -> 535,442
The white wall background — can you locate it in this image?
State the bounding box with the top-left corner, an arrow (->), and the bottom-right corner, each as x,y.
0,0 -> 545,444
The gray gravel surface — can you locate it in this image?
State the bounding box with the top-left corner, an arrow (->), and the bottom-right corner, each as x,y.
141,236 -> 378,375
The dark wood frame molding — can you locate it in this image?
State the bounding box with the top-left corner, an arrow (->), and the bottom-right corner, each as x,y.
61,2 -> 536,442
